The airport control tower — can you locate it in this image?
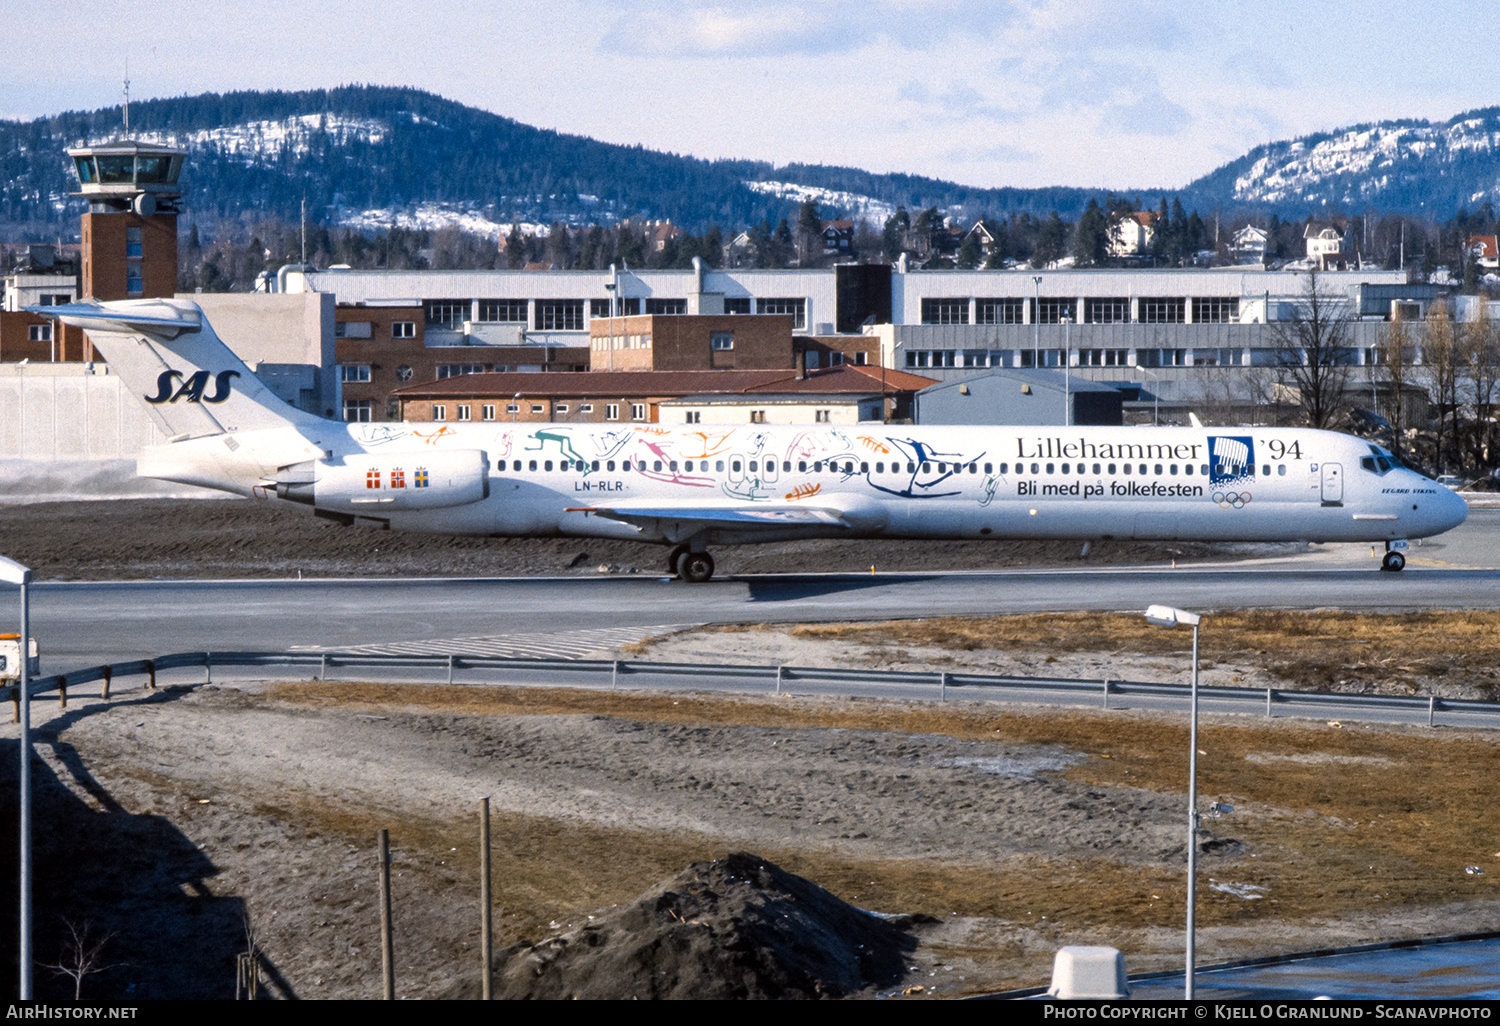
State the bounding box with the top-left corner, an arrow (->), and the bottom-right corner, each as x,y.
68,139 -> 185,302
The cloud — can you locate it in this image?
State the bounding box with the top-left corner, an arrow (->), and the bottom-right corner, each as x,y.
597,0 -> 1015,58
896,77 -> 1021,125
942,141 -> 1037,164
1103,91 -> 1193,137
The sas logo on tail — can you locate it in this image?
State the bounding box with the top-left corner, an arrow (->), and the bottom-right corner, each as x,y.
145,369 -> 239,405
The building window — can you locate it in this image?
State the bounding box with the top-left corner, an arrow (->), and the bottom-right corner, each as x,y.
342,400 -> 372,422
710,332 -> 734,351
126,226 -> 142,259
1036,298 -> 1074,324
1085,298 -> 1130,323
27,324 -> 51,342
478,299 -> 526,322
339,364 -> 371,383
392,321 -> 416,338
437,364 -> 485,379
749,410 -> 766,423
815,410 -> 831,423
852,351 -> 868,365
580,403 -> 594,413
457,404 -> 471,421
977,298 -> 1025,324
1192,297 -> 1239,323
724,297 -> 752,315
482,404 -> 496,420
506,403 -> 520,414
1140,298 -> 1185,323
395,365 -> 413,382
425,300 -> 471,327
531,404 -> 545,414
921,298 -> 970,325
645,298 -> 686,315
336,321 -> 372,339
433,405 -> 447,421
606,403 -> 619,420
1138,348 -> 1186,368
685,411 -> 701,424
536,300 -> 584,331
631,403 -> 646,421
126,266 -> 143,295
757,297 -> 806,329
41,293 -> 71,306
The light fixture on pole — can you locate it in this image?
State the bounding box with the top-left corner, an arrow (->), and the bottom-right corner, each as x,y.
0,554 -> 33,1000
1144,603 -> 1202,1001
1032,275 -> 1042,368
1062,312 -> 1071,427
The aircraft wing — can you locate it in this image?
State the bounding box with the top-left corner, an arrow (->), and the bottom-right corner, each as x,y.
568,500 -> 853,532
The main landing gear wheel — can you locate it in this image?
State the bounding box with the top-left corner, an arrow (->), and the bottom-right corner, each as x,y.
1381,550 -> 1406,572
676,550 -> 716,584
667,544 -> 689,576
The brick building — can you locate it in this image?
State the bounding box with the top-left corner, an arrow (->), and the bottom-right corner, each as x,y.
587,313 -> 794,372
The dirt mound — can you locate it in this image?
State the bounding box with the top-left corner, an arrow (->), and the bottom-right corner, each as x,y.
447,852 -> 917,999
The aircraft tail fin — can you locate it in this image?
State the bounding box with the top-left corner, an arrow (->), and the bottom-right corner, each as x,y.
27,299 -> 325,438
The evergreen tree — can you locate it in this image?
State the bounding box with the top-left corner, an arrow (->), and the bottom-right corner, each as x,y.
882,207 -> 909,262
1073,198 -> 1109,266
955,229 -> 983,269
796,199 -> 824,266
770,218 -> 795,268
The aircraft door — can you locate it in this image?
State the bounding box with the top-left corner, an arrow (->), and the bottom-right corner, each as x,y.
1321,463 -> 1344,505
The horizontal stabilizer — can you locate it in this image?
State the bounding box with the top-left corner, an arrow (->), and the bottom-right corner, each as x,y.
25,300 -> 202,338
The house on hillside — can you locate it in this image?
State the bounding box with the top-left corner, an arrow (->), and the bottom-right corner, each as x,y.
1304,219 -> 1355,269
820,220 -> 854,256
1109,212 -> 1157,257
1231,224 -> 1268,265
1467,234 -> 1498,271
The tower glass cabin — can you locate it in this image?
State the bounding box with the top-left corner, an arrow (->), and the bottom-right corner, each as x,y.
67,140 -> 185,303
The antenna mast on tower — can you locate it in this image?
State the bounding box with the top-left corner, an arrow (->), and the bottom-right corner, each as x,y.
122,58 -> 130,136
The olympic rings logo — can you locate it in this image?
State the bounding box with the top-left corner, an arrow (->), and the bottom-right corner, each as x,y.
1213,491 -> 1251,509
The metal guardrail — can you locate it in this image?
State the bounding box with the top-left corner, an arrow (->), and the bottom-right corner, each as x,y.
5,650 -> 1496,730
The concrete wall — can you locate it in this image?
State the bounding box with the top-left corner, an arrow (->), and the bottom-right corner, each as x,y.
0,363 -> 163,460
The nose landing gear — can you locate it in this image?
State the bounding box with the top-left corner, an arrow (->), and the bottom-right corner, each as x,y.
1381,540 -> 1408,572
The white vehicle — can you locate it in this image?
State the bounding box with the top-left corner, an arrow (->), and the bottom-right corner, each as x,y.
1436,475 -> 1465,490
32,299 -> 1468,580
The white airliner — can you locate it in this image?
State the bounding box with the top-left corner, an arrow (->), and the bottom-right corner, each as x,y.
32,299 -> 1467,581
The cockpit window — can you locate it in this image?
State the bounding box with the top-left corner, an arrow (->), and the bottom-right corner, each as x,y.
1361,456 -> 1395,475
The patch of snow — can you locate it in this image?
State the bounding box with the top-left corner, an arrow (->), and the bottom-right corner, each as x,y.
339,203 -> 549,241
743,180 -> 898,225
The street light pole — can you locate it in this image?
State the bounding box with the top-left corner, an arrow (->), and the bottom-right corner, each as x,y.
1,555 -> 33,1000
1144,604 -> 1203,1001
1063,313 -> 1071,427
1032,275 -> 1042,368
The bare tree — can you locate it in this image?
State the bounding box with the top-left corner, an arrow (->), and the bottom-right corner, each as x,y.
1461,303 -> 1500,472
1268,269 -> 1355,427
1381,307 -> 1416,461
1424,303 -> 1460,473
47,920 -> 116,1001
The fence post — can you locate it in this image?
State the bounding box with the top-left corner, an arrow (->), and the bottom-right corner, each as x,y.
448,654 -> 455,686
58,676 -> 65,709
146,659 -> 156,690
479,798 -> 492,1001
379,829 -> 394,1000
320,653 -> 328,681
1428,695 -> 1436,728
101,666 -> 111,701
939,671 -> 947,702
1102,678 -> 1110,709
1266,687 -> 1273,718
611,660 -> 619,690
206,652 -> 212,686
776,665 -> 783,695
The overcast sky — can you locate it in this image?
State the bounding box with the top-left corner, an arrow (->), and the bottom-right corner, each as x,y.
2,1 -> 1493,192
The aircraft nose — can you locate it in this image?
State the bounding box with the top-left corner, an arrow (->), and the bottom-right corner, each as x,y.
1428,484 -> 1469,535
